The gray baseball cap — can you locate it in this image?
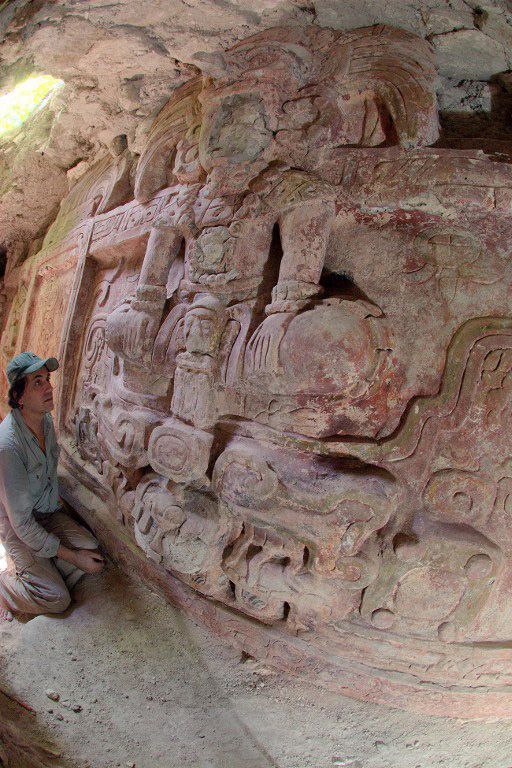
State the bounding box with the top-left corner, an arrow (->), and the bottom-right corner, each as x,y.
6,352 -> 59,386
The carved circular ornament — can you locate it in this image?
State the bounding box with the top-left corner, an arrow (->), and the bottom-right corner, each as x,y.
393,566 -> 465,621
413,228 -> 481,270
148,419 -> 213,484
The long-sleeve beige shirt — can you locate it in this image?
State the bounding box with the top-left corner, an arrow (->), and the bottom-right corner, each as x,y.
0,409 -> 60,558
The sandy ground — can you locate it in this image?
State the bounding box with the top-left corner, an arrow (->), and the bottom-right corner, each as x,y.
2,563 -> 512,768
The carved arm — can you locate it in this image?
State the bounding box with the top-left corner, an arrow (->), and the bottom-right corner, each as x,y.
105,224 -> 183,367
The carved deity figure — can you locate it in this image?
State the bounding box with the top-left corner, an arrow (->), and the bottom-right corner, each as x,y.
105,23 -> 438,438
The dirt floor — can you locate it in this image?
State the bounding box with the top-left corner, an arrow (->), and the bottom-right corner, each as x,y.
2,562 -> 512,768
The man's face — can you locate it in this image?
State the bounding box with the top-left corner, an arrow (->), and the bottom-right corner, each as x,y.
19,367 -> 54,414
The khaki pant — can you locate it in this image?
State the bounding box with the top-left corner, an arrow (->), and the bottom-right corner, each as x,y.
0,511 -> 98,616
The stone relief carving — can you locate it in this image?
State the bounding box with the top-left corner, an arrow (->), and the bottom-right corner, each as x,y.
8,23 -> 512,718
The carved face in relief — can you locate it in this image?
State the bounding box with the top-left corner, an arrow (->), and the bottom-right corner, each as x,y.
198,92 -> 274,193
197,37 -> 316,192
191,227 -> 233,278
184,309 -> 217,353
200,94 -> 272,166
183,294 -> 225,355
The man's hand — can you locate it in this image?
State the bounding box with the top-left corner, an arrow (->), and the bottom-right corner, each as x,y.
57,544 -> 105,574
72,549 -> 105,574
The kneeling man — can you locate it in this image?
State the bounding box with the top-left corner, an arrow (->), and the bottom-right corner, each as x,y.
0,352 -> 104,621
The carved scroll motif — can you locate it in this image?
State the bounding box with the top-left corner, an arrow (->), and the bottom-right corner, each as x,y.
210,442 -> 395,628
405,227 -> 503,304
131,472 -> 233,597
350,322 -> 512,644
96,399 -> 160,469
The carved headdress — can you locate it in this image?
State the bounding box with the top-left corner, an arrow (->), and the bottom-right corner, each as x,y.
135,24 -> 439,202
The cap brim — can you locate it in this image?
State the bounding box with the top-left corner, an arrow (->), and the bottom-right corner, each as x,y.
23,357 -> 59,376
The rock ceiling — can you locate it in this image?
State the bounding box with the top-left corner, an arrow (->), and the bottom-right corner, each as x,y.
1,0 -> 512,263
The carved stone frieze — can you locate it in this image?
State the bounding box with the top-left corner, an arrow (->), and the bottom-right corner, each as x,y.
9,23 -> 512,718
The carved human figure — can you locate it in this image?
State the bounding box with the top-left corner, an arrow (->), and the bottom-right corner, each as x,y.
104,23 -> 438,440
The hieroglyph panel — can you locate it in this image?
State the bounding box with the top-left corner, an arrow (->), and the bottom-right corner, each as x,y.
6,24 -> 512,718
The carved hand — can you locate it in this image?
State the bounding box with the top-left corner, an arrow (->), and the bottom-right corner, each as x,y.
124,302 -> 162,363
106,298 -> 163,366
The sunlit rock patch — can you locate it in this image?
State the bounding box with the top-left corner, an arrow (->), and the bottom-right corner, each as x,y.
0,75 -> 63,136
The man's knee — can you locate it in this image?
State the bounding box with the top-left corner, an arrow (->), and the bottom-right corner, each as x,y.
22,575 -> 71,614
43,584 -> 71,613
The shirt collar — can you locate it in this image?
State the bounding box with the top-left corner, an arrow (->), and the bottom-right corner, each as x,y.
11,408 -> 50,443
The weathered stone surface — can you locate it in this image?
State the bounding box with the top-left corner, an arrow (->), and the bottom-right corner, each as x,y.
438,79 -> 494,114
4,19 -> 512,719
474,4 -> 512,50
431,27 -> 509,79
423,4 -> 476,36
